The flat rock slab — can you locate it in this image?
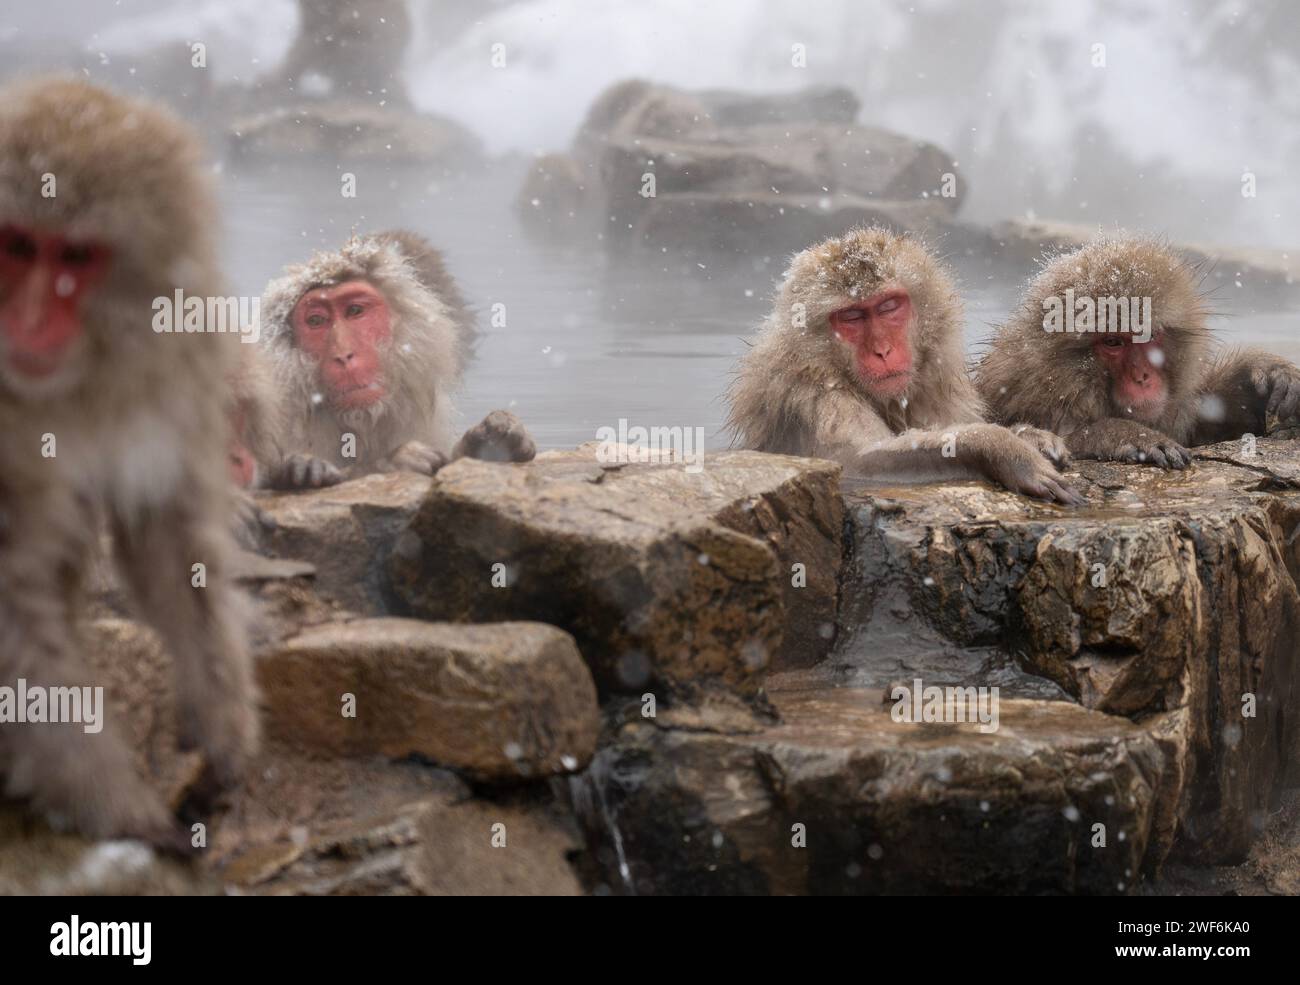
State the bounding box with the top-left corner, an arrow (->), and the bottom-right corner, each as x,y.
832,440 -> 1300,863
258,617 -> 599,781
577,685 -> 1166,895
390,449 -> 843,707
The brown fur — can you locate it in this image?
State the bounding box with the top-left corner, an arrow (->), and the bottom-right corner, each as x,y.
260,229 -> 465,479
975,235 -> 1300,463
727,226 -> 1079,503
0,79 -> 258,844
229,343 -> 286,488
259,229 -> 536,485
372,229 -> 476,354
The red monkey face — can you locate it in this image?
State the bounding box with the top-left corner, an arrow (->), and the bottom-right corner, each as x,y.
829,289 -> 915,399
291,278 -> 392,410
1093,331 -> 1167,421
0,224 -> 110,391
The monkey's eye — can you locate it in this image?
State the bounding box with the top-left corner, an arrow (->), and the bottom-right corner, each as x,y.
305,314 -> 328,327
59,243 -> 96,267
835,309 -> 866,322
1,228 -> 37,262
1101,337 -> 1125,348
875,298 -> 901,315
345,303 -> 366,318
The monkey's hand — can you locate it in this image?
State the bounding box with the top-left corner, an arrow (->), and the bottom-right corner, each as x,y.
1250,357 -> 1300,431
1067,418 -> 1191,469
973,430 -> 1085,506
453,409 -> 538,463
275,453 -> 346,489
379,440 -> 450,475
1011,425 -> 1071,469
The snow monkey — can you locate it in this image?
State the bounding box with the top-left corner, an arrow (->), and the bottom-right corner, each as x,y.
727,227 -> 1082,504
259,230 -> 534,489
0,79 -> 258,848
975,236 -> 1300,468
228,344 -> 285,490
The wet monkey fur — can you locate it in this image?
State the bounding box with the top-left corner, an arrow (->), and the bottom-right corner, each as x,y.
976,236 -> 1300,468
727,227 -> 1081,504
259,230 -> 534,489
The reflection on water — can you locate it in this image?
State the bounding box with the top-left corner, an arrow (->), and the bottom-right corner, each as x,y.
221,161 -> 1300,453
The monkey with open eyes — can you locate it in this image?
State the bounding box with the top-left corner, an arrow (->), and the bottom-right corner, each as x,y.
975,236 -> 1300,468
257,230 -> 535,489
0,79 -> 258,848
727,226 -> 1082,504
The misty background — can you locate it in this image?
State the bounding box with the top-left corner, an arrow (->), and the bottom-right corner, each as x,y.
2,0 -> 1297,448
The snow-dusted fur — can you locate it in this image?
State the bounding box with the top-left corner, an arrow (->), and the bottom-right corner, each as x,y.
260,232 -> 466,470
974,235 -> 1213,443
727,226 -> 984,455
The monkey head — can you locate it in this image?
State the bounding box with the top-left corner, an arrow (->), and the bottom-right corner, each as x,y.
1022,236 -> 1210,426
262,235 -> 461,432
0,79 -> 220,402
774,227 -> 964,405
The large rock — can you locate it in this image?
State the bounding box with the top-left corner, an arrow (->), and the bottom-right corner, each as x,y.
389,449 -> 844,707
696,85 -> 861,127
253,473 -> 431,615
596,124 -> 962,251
629,191 -> 949,256
532,78 -> 964,254
574,687 -> 1167,895
258,618 -> 600,781
825,443 -> 1300,864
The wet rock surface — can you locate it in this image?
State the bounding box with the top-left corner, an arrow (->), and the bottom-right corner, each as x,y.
389,448 -> 843,705
5,439 -> 1300,895
825,447 -> 1300,863
576,688 -> 1165,895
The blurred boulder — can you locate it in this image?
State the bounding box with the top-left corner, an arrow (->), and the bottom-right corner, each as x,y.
520,78 -> 964,251
229,101 -> 484,167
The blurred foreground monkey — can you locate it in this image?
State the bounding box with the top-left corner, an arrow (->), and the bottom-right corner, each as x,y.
727,227 -> 1082,504
975,236 -> 1300,468
227,344 -> 285,490
259,230 -> 534,488
0,80 -> 258,847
